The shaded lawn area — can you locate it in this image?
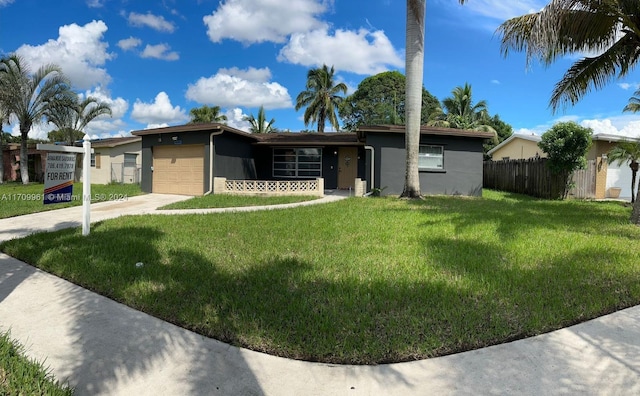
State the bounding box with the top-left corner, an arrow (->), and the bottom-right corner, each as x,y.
2,190 -> 640,364
159,194 -> 318,210
0,183 -> 143,219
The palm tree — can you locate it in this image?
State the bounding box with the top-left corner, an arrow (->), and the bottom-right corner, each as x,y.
607,141 -> 640,203
45,94 -> 112,145
295,64 -> 347,133
402,0 -> 467,198
497,0 -> 640,112
188,105 -> 227,124
243,106 -> 276,133
0,55 -> 71,184
429,83 -> 492,129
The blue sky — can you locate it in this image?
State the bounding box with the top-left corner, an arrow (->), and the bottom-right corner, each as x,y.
2,0 -> 640,139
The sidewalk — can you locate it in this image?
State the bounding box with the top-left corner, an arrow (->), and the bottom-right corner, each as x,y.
1,194 -> 639,395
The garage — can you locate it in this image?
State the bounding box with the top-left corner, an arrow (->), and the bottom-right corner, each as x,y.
152,144 -> 204,195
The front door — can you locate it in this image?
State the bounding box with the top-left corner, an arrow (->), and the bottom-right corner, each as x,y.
338,147 -> 357,189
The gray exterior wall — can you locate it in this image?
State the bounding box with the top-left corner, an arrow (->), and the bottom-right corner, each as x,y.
366,133 -> 484,196
139,131 -> 256,193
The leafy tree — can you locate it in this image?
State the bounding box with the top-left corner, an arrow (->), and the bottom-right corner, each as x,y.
243,106 -> 276,133
188,105 -> 227,124
45,94 -> 112,145
296,64 -> 347,133
403,0 -> 467,198
339,70 -> 440,131
0,54 -> 71,184
607,141 -> 640,203
538,121 -> 592,199
47,128 -> 84,144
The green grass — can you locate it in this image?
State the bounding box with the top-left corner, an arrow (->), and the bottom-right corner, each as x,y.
0,182 -> 143,219
159,194 -> 318,210
0,331 -> 73,395
2,190 -> 640,364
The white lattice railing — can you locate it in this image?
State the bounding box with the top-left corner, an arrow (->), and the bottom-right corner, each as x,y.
214,177 -> 324,197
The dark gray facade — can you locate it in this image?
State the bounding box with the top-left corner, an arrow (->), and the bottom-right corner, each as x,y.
364,132 -> 485,196
134,124 -> 489,197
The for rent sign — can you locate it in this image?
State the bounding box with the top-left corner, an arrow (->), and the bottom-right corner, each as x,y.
44,152 -> 76,204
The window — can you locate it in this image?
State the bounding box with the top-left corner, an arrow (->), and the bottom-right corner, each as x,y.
90,153 -> 101,169
273,148 -> 322,178
124,153 -> 138,167
419,145 -> 443,170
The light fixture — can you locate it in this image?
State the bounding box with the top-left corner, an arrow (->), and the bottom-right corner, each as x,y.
172,136 -> 178,141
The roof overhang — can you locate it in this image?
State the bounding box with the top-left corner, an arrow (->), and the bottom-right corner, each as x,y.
356,124 -> 495,140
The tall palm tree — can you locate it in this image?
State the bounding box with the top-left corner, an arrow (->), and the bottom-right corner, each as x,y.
497,0 -> 640,112
607,141 -> 640,203
45,94 -> 112,145
295,64 -> 347,133
188,105 -> 227,124
243,106 -> 276,133
402,0 -> 467,198
0,55 -> 71,184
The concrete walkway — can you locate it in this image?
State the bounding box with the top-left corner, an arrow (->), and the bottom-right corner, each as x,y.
1,194 -> 639,395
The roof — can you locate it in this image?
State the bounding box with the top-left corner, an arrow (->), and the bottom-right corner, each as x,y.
592,133 -> 640,143
487,133 -> 541,156
131,123 -> 257,140
253,132 -> 361,146
91,136 -> 141,148
356,124 -> 496,140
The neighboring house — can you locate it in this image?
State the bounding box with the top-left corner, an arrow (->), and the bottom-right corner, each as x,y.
89,137 -> 142,184
1,143 -> 47,182
588,133 -> 639,200
131,123 -> 494,197
487,133 -> 544,161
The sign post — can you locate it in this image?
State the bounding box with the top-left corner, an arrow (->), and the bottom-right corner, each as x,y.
37,135 -> 93,236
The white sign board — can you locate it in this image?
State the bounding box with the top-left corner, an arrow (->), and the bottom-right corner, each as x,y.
44,152 -> 76,204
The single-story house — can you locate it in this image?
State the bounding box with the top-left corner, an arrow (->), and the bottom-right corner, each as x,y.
1,143 -> 47,182
487,133 -> 544,161
131,123 -> 494,197
588,133 -> 640,200
89,136 -> 142,184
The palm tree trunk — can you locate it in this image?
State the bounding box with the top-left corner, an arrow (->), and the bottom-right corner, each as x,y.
0,129 -> 4,184
631,197 -> 640,225
401,0 -> 425,198
19,123 -> 30,184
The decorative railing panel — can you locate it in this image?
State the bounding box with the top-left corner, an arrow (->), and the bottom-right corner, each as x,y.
215,177 -> 324,197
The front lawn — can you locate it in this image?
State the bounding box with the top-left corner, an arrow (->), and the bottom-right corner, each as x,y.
159,194 -> 318,210
0,182 -> 143,219
2,190 -> 640,364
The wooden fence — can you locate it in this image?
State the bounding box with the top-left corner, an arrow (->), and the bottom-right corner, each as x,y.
483,158 -> 596,199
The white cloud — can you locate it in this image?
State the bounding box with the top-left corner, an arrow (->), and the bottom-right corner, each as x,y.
278,28 -> 403,75
203,0 -> 328,44
145,123 -> 169,130
185,67 -> 293,109
517,114 -> 640,140
224,108 -> 251,131
0,0 -> 15,7
127,12 -> 175,33
8,120 -> 53,140
141,43 -> 179,61
457,0 -> 543,21
131,92 -> 189,125
16,20 -> 114,89
118,36 -> 142,51
491,79 -> 501,85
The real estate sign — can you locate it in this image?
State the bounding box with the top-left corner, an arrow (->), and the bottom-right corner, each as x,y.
44,152 -> 76,204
